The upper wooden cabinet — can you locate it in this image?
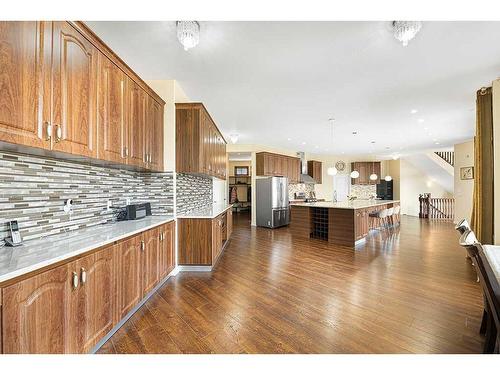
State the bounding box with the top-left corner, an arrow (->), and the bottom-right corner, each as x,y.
0,21 -> 48,150
0,21 -> 165,171
97,53 -> 127,163
307,160 -> 322,184
176,103 -> 227,179
256,152 -> 300,183
351,161 -> 381,185
50,22 -> 98,158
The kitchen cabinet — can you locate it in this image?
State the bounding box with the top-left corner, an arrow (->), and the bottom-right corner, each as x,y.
142,227 -> 160,296
0,21 -> 165,171
116,235 -> 142,321
0,21 -> 48,150
178,209 -> 232,267
226,209 -> 233,239
146,96 -> 164,171
73,248 -> 116,353
50,21 -> 98,158
351,161 -> 381,185
307,160 -> 322,184
159,221 -> 176,279
354,208 -> 369,241
176,103 -> 227,179
2,246 -> 116,354
256,152 -> 301,183
2,262 -> 75,353
97,53 -> 127,163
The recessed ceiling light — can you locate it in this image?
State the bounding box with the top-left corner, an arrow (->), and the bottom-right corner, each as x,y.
432,138 -> 437,142
315,145 -> 319,149
435,142 -> 440,145
424,127 -> 428,130
301,141 -> 306,145
341,151 -> 345,154
287,138 -> 291,141
411,109 -> 418,114
418,119 -> 425,123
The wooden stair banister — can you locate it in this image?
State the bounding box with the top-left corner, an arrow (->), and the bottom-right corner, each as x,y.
419,193 -> 454,220
435,151 -> 455,167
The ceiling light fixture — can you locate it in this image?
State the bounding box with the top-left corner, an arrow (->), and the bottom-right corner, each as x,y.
176,21 -> 200,51
392,21 -> 422,47
411,109 -> 418,114
229,134 -> 239,144
327,118 -> 338,176
385,175 -> 393,182
350,170 -> 360,179
369,161 -> 378,181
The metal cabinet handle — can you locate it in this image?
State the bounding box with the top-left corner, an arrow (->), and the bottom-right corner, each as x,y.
123,147 -> 129,157
72,271 -> 79,290
45,121 -> 52,141
80,267 -> 87,285
141,240 -> 145,251
55,125 -> 62,142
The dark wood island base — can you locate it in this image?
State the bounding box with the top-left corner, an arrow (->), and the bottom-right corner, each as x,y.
290,200 -> 400,247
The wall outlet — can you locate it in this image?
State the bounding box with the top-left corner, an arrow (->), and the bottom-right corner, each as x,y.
126,198 -> 131,205
63,199 -> 73,213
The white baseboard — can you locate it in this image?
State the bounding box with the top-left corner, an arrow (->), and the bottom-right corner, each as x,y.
176,265 -> 212,272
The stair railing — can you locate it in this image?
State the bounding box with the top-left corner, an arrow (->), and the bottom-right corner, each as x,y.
419,193 -> 454,220
435,151 -> 455,167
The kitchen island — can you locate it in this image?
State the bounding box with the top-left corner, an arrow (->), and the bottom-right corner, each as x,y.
290,200 -> 400,246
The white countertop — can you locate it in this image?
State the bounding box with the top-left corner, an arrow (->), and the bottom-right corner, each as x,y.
0,215 -> 174,284
177,204 -> 233,219
290,200 -> 400,210
483,245 -> 500,283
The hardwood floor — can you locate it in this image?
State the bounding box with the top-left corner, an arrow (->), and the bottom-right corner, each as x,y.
98,212 -> 484,354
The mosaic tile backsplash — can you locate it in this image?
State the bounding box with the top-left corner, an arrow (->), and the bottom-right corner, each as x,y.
176,173 -> 213,215
0,151 -> 174,243
289,183 -> 315,199
350,184 -> 377,199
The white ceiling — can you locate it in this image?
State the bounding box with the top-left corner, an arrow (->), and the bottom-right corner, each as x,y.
86,21 -> 500,157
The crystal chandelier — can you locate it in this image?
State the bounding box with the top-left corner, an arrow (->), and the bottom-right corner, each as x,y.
392,21 -> 422,47
176,21 -> 200,51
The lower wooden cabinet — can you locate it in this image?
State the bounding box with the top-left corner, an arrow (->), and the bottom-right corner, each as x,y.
178,210 -> 232,267
159,222 -> 176,279
0,221 -> 175,354
354,208 -> 369,241
2,263 -> 75,353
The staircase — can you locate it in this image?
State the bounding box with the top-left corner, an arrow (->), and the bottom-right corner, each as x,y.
419,193 -> 455,220
435,151 -> 455,167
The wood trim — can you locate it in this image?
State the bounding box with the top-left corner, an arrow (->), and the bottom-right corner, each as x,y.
0,220 -> 174,288
71,22 -> 165,106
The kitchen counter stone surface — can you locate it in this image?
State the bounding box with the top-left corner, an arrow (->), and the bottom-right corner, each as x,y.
291,200 -> 400,210
177,203 -> 233,219
0,215 -> 175,284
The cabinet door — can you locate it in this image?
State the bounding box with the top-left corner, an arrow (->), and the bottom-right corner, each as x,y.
159,222 -> 175,279
127,78 -> 147,168
0,21 -> 50,150
212,218 -> 222,264
200,111 -> 209,173
50,22 -> 98,158
146,96 -> 164,171
97,53 -> 127,163
2,263 -> 75,353
142,227 -> 160,295
73,248 -> 115,353
116,235 -> 142,320
315,162 -> 322,184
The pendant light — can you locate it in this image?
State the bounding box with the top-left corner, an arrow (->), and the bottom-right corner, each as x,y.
384,175 -> 393,182
350,170 -> 360,179
392,21 -> 422,47
327,118 -> 338,176
176,21 -> 200,51
369,161 -> 378,181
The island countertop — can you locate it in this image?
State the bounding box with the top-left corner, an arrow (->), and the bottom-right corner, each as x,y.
290,199 -> 400,210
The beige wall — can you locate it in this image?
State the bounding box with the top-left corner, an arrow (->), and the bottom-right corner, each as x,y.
146,80 -> 189,172
399,158 -> 453,217
454,140 -> 474,224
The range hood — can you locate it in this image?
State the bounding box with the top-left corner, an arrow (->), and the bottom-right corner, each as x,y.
297,152 -> 316,184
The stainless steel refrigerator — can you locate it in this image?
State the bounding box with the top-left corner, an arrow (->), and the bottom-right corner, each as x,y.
256,177 -> 290,228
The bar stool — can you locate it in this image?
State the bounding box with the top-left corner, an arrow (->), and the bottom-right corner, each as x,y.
386,207 -> 394,227
369,208 -> 389,230
392,205 -> 401,225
